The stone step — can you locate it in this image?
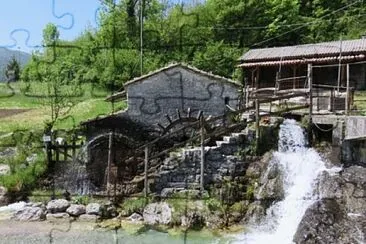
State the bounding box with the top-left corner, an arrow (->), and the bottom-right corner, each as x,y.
216,140 -> 230,147
223,136 -> 237,144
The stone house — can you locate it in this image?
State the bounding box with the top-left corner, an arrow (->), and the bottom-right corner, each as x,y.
85,63 -> 241,139
108,63 -> 241,126
80,63 -> 241,191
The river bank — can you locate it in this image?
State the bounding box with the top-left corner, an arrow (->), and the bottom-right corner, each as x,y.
0,220 -> 236,244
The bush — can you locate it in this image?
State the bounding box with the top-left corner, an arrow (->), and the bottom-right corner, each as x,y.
73,195 -> 91,205
0,151 -> 47,193
121,197 -> 149,215
205,197 -> 222,212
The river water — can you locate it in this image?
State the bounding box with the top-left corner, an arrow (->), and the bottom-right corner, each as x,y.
0,221 -> 230,244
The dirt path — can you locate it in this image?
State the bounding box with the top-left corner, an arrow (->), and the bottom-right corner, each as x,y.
0,109 -> 31,119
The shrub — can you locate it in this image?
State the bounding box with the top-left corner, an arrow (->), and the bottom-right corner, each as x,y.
0,152 -> 47,193
121,197 -> 149,215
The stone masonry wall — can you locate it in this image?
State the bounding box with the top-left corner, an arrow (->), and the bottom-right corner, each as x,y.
125,66 -> 241,126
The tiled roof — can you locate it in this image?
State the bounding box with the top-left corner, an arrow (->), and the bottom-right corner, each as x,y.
106,63 -> 240,102
240,39 -> 366,62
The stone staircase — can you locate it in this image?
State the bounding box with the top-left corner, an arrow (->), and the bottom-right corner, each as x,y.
154,131 -> 248,195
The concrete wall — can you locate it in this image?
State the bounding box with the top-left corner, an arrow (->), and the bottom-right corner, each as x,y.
125,66 -> 241,126
345,116 -> 366,140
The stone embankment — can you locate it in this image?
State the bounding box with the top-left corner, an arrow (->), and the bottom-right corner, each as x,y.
0,200 -> 116,223
294,165 -> 366,244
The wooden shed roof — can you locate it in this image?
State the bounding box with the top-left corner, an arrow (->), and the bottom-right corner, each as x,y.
239,38 -> 366,67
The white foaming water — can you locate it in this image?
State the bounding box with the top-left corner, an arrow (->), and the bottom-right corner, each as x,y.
235,119 -> 326,244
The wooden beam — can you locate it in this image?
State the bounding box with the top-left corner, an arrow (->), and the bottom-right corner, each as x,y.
346,64 -> 350,115
107,132 -> 113,196
307,63 -> 313,146
200,116 -> 205,194
255,67 -> 260,89
255,99 -> 260,155
144,146 -> 149,198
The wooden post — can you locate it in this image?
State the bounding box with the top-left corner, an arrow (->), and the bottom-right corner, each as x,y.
107,132 -> 113,194
255,99 -> 260,155
63,142 -> 68,161
307,63 -> 313,146
255,67 -> 260,90
346,63 -> 350,115
72,135 -> 76,159
293,66 -> 297,89
200,116 -> 205,194
245,86 -> 250,109
144,146 -> 149,198
330,89 -> 335,112
55,145 -> 59,163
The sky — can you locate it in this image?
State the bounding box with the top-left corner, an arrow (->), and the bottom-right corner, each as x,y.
0,0 -> 200,54
0,0 -> 106,53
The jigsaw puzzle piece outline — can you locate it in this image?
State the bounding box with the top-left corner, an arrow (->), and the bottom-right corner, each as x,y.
51,0 -> 75,30
0,28 -> 43,49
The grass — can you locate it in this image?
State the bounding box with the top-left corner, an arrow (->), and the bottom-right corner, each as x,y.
0,82 -> 126,133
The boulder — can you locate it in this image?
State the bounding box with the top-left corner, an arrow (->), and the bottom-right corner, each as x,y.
0,186 -> 8,206
256,176 -> 284,200
14,207 -> 45,221
294,199 -> 347,243
86,203 -> 101,215
318,171 -> 344,199
205,211 -> 226,229
127,213 -> 143,222
143,202 -> 172,225
66,204 -> 86,217
181,211 -> 204,229
0,201 -> 26,220
102,202 -> 117,218
46,199 -> 70,213
79,214 -> 101,222
241,201 -> 265,225
0,165 -> 10,176
46,213 -> 70,221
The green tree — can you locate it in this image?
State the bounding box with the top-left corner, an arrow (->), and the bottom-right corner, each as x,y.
5,56 -> 20,82
43,23 -> 60,46
192,41 -> 241,78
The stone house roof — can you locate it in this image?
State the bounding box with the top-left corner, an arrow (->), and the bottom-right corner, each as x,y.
106,63 -> 240,102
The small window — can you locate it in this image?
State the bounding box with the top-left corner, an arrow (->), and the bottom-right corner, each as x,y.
224,97 -> 230,105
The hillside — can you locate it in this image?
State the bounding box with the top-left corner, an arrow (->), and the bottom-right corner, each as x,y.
0,48 -> 31,82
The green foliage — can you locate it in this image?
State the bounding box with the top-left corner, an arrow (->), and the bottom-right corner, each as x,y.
121,197 -> 149,215
205,197 -> 222,212
230,201 -> 248,213
0,152 -> 46,192
245,183 -> 255,200
5,56 -> 20,82
73,195 -> 91,205
192,41 -> 241,78
21,0 -> 366,90
43,23 -> 60,45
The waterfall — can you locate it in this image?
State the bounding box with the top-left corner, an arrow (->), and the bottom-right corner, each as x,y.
235,119 -> 326,244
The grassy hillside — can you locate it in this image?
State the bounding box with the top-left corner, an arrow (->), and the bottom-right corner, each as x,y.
0,82 -> 126,134
0,48 -> 31,82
